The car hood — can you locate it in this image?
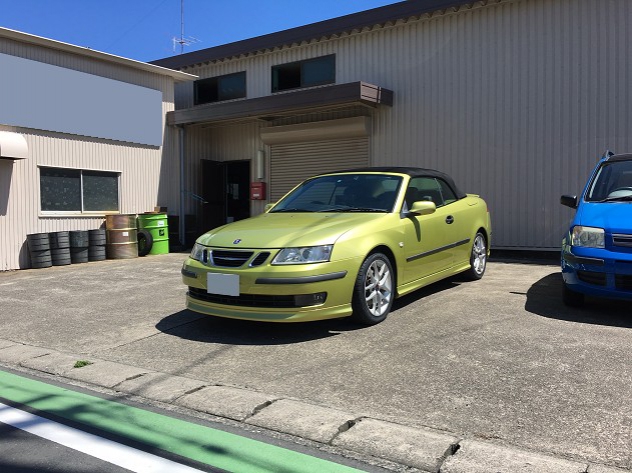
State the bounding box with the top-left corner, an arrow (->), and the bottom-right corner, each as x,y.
198,212 -> 387,248
577,202 -> 632,233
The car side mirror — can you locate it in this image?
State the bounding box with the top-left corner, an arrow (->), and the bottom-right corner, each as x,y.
408,201 -> 436,216
560,195 -> 578,209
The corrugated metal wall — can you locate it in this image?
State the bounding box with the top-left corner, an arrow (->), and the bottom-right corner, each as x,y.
0,37 -> 180,270
180,0 -> 632,250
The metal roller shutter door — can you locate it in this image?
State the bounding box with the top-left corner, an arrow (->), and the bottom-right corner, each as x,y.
269,138 -> 369,201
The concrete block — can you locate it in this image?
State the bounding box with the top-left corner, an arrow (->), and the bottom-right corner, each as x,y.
588,465 -> 631,473
64,360 -> 150,388
176,385 -> 277,422
21,351 -> 82,376
246,399 -> 357,444
116,372 -> 207,403
333,418 -> 458,473
0,344 -> 51,364
0,339 -> 17,350
441,439 -> 587,473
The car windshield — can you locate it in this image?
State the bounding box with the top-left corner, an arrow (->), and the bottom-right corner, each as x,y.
585,160 -> 632,202
270,174 -> 403,213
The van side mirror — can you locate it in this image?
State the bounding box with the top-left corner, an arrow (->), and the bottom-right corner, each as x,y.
408,200 -> 436,216
560,195 -> 578,209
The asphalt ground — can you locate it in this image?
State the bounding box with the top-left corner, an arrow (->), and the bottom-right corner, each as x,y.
0,252 -> 630,473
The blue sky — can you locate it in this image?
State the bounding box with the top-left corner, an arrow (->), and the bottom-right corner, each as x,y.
1,0 -> 398,62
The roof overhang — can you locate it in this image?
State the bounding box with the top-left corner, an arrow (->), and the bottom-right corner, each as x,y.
151,0 -> 482,69
168,81 -> 393,127
0,131 -> 28,161
0,27 -> 197,83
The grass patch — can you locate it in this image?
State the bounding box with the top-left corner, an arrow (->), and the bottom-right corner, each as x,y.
73,360 -> 93,369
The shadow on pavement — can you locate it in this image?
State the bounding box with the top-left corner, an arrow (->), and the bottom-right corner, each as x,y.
392,278 -> 462,310
155,309 -> 364,345
525,272 -> 632,328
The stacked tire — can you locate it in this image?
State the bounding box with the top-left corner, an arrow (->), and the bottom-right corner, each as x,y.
26,233 -> 52,269
70,230 -> 89,264
49,231 -> 71,266
88,229 -> 107,261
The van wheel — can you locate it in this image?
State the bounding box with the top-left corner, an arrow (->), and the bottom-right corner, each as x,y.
562,283 -> 584,307
351,253 -> 394,325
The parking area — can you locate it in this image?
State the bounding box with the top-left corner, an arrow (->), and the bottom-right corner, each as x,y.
0,253 -> 630,470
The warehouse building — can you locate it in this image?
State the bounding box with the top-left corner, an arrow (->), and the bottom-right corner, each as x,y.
152,0 -> 632,252
0,27 -> 195,270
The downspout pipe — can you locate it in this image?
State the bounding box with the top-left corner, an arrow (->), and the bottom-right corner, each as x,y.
178,125 -> 186,248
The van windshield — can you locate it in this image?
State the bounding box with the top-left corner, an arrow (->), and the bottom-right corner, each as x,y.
585,160 -> 632,202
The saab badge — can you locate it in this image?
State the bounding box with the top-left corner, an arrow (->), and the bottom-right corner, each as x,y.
233,239 -> 242,244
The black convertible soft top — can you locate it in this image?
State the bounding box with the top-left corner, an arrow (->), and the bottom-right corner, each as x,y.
325,166 -> 468,200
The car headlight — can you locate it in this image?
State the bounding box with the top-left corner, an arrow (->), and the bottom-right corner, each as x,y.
190,242 -> 207,262
272,245 -> 333,265
571,226 -> 605,248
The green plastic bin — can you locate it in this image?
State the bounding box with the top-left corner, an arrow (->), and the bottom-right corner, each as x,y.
137,213 -> 169,255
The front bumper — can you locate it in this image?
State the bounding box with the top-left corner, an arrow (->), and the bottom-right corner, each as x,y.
561,245 -> 632,300
181,255 -> 362,322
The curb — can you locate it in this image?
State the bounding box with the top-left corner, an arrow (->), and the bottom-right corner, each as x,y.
0,340 -> 628,473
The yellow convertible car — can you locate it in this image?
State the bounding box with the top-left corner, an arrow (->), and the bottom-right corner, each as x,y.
182,167 -> 491,325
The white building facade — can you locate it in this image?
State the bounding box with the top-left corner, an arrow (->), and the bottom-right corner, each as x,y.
0,28 -> 194,270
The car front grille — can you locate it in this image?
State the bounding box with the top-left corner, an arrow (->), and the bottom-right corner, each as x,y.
210,250 -> 254,267
577,270 -> 606,286
188,287 -> 325,308
613,234 -> 632,248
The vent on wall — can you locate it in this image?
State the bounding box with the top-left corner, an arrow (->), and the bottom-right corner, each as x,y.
0,131 -> 28,161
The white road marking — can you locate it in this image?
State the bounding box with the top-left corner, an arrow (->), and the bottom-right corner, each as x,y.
0,402 -> 204,473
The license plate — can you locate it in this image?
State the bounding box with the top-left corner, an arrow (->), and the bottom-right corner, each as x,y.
207,273 -> 240,296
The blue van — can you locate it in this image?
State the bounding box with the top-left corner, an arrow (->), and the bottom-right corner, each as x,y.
561,151 -> 632,306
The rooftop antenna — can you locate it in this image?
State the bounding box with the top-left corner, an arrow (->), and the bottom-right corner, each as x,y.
172,0 -> 200,54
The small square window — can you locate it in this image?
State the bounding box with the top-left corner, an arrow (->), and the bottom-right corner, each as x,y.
272,55 -> 335,93
194,72 -> 246,105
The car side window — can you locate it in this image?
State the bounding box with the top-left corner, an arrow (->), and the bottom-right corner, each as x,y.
408,177 -> 445,207
436,179 -> 457,205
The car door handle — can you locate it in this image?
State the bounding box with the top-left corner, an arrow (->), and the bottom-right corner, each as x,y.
445,215 -> 454,224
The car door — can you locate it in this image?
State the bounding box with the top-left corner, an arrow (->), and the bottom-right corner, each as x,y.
401,177 -> 454,284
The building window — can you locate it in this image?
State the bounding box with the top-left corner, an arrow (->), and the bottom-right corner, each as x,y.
272,55 -> 335,92
40,167 -> 119,213
194,72 -> 246,105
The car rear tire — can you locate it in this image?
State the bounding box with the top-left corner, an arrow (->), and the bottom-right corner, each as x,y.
464,232 -> 487,280
562,282 -> 585,307
351,253 -> 394,325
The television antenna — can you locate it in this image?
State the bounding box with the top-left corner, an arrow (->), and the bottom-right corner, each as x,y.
172,0 -> 200,54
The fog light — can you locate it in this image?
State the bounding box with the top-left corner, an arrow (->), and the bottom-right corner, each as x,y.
294,292 -> 327,307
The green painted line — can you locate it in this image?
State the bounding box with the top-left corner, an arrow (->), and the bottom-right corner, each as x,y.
0,370 -> 363,473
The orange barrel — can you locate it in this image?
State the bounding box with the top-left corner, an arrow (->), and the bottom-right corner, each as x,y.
105,214 -> 138,259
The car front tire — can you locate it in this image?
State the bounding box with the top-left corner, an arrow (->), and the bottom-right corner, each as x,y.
351,253 -> 394,325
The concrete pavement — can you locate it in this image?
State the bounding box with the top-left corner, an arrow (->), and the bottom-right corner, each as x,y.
0,253 -> 629,473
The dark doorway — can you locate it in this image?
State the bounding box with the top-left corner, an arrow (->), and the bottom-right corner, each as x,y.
200,160 -> 251,233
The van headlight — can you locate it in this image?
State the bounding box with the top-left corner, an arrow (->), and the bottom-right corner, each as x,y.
272,245 -> 333,265
571,226 -> 605,248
